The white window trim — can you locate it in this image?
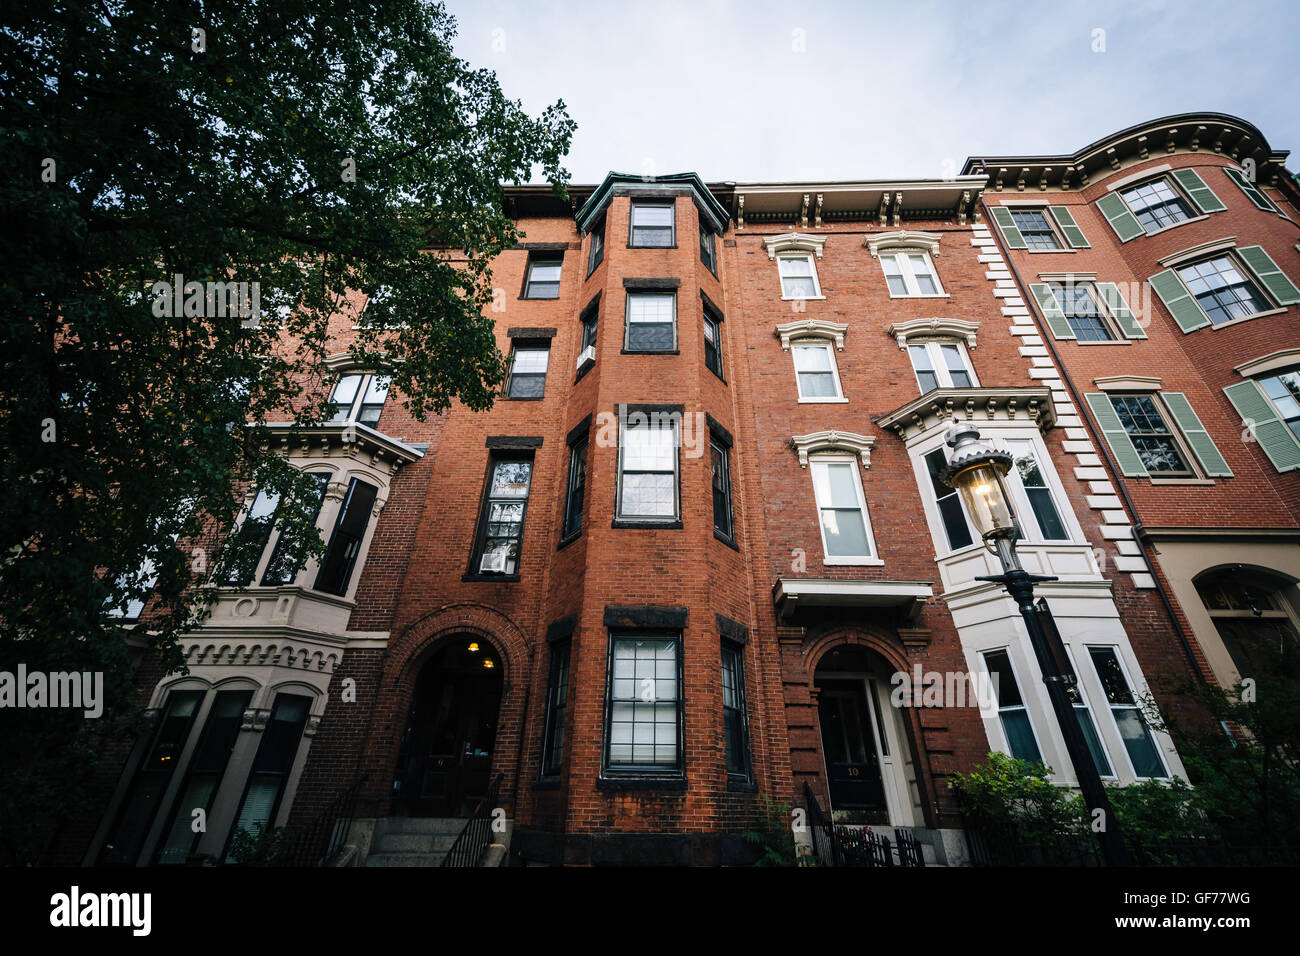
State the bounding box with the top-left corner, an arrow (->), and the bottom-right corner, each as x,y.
777,252 -> 825,301
907,340 -> 978,392
790,341 -> 846,402
980,646 -> 1047,764
1115,175 -> 1206,237
808,453 -> 883,566
1062,645 -> 1118,781
1006,207 -> 1067,251
880,249 -> 947,298
327,371 -> 390,426
1083,643 -> 1172,781
615,414 -> 681,522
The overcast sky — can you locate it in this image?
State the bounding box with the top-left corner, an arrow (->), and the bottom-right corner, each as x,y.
446,0 -> 1298,185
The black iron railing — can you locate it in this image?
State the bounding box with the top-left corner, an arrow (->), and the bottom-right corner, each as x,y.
801,782 -> 925,867
441,772 -> 505,868
319,774 -> 368,865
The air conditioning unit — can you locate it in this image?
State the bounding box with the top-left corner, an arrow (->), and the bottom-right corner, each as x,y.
575,345 -> 596,372
479,550 -> 509,573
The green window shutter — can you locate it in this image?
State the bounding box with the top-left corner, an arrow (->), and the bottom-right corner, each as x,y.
1085,393 -> 1148,477
1224,167 -> 1277,212
991,206 -> 1027,249
1029,283 -> 1075,340
1149,268 -> 1209,332
1161,392 -> 1232,477
1048,206 -> 1090,248
1237,245 -> 1300,305
1095,282 -> 1146,339
1171,168 -> 1227,214
1224,380 -> 1300,472
1096,192 -> 1144,242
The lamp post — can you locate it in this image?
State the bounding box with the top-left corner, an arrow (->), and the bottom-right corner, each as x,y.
940,418 -> 1129,866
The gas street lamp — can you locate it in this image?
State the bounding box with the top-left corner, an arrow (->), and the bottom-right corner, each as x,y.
940,418 -> 1130,866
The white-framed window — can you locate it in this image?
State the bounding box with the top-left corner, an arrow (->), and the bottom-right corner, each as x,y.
629,203 -> 675,248
791,342 -> 844,402
625,292 -> 677,352
880,250 -> 944,296
616,413 -> 679,522
505,343 -> 550,399
1085,646 -> 1169,779
1063,646 -> 1115,779
778,253 -> 822,300
981,648 -> 1044,764
327,372 -> 389,427
809,455 -> 879,564
916,429 -> 1075,555
907,341 -> 975,392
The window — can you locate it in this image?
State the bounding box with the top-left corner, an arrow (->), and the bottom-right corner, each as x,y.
328,372 -> 390,427
1008,442 -> 1068,540
154,689 -> 252,864
540,641 -> 571,776
777,254 -> 821,299
1259,371 -> 1300,443
700,227 -> 717,274
629,203 -> 674,248
1007,209 -> 1061,250
924,449 -> 974,551
908,342 -> 974,392
703,305 -> 723,379
617,413 -> 678,521
523,257 -> 562,299
261,472 -> 330,586
982,650 -> 1043,765
224,487 -> 281,586
561,434 -> 587,540
587,220 -> 605,276
1087,391 -> 1232,479
1050,282 -> 1113,341
97,690 -> 204,865
577,303 -> 598,379
1121,178 -> 1195,233
1107,394 -> 1193,476
314,477 -> 378,595
1062,649 -> 1113,779
810,457 -> 876,563
792,343 -> 843,400
470,458 -> 533,575
711,438 -> 734,541
721,643 -> 751,780
605,634 -> 681,773
506,343 -> 550,399
226,693 -> 313,858
880,250 -> 943,295
625,292 -> 676,352
1087,647 -> 1168,779
1176,255 -> 1270,326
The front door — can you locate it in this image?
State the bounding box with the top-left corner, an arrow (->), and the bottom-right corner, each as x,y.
817,681 -> 888,818
394,642 -> 502,817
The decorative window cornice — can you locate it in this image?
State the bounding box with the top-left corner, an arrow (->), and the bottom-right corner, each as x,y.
774,318 -> 849,351
260,421 -> 424,473
1159,236 -> 1237,268
876,387 -> 1056,441
324,351 -> 392,373
1093,375 -> 1161,392
764,232 -> 826,260
790,430 -> 874,468
864,230 -> 941,259
1234,347 -> 1300,379
887,317 -> 979,351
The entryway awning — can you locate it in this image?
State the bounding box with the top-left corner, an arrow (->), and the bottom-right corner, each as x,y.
773,578 -> 933,625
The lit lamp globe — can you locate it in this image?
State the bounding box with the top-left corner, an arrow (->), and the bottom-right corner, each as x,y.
939,419 -> 1020,561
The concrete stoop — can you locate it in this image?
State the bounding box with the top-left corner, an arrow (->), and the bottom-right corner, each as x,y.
362,817 -> 467,867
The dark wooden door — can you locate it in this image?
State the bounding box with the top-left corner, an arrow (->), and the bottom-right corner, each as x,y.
817,682 -> 887,814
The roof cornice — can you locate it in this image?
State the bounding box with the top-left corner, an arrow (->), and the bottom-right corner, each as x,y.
574,171 -> 731,235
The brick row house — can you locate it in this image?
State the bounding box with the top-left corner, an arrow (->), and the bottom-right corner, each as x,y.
74,112 -> 1300,866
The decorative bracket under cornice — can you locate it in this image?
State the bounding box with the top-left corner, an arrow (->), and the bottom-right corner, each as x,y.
863,229 -> 941,259
774,318 -> 849,351
887,317 -> 979,351
790,430 -> 874,469
764,232 -> 826,260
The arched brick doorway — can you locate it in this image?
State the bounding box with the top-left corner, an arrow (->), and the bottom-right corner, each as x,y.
391,637 -> 504,817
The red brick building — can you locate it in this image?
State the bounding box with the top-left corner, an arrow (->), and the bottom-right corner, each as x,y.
79,112 -> 1300,867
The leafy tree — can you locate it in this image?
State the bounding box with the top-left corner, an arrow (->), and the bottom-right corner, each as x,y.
0,0 -> 573,863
